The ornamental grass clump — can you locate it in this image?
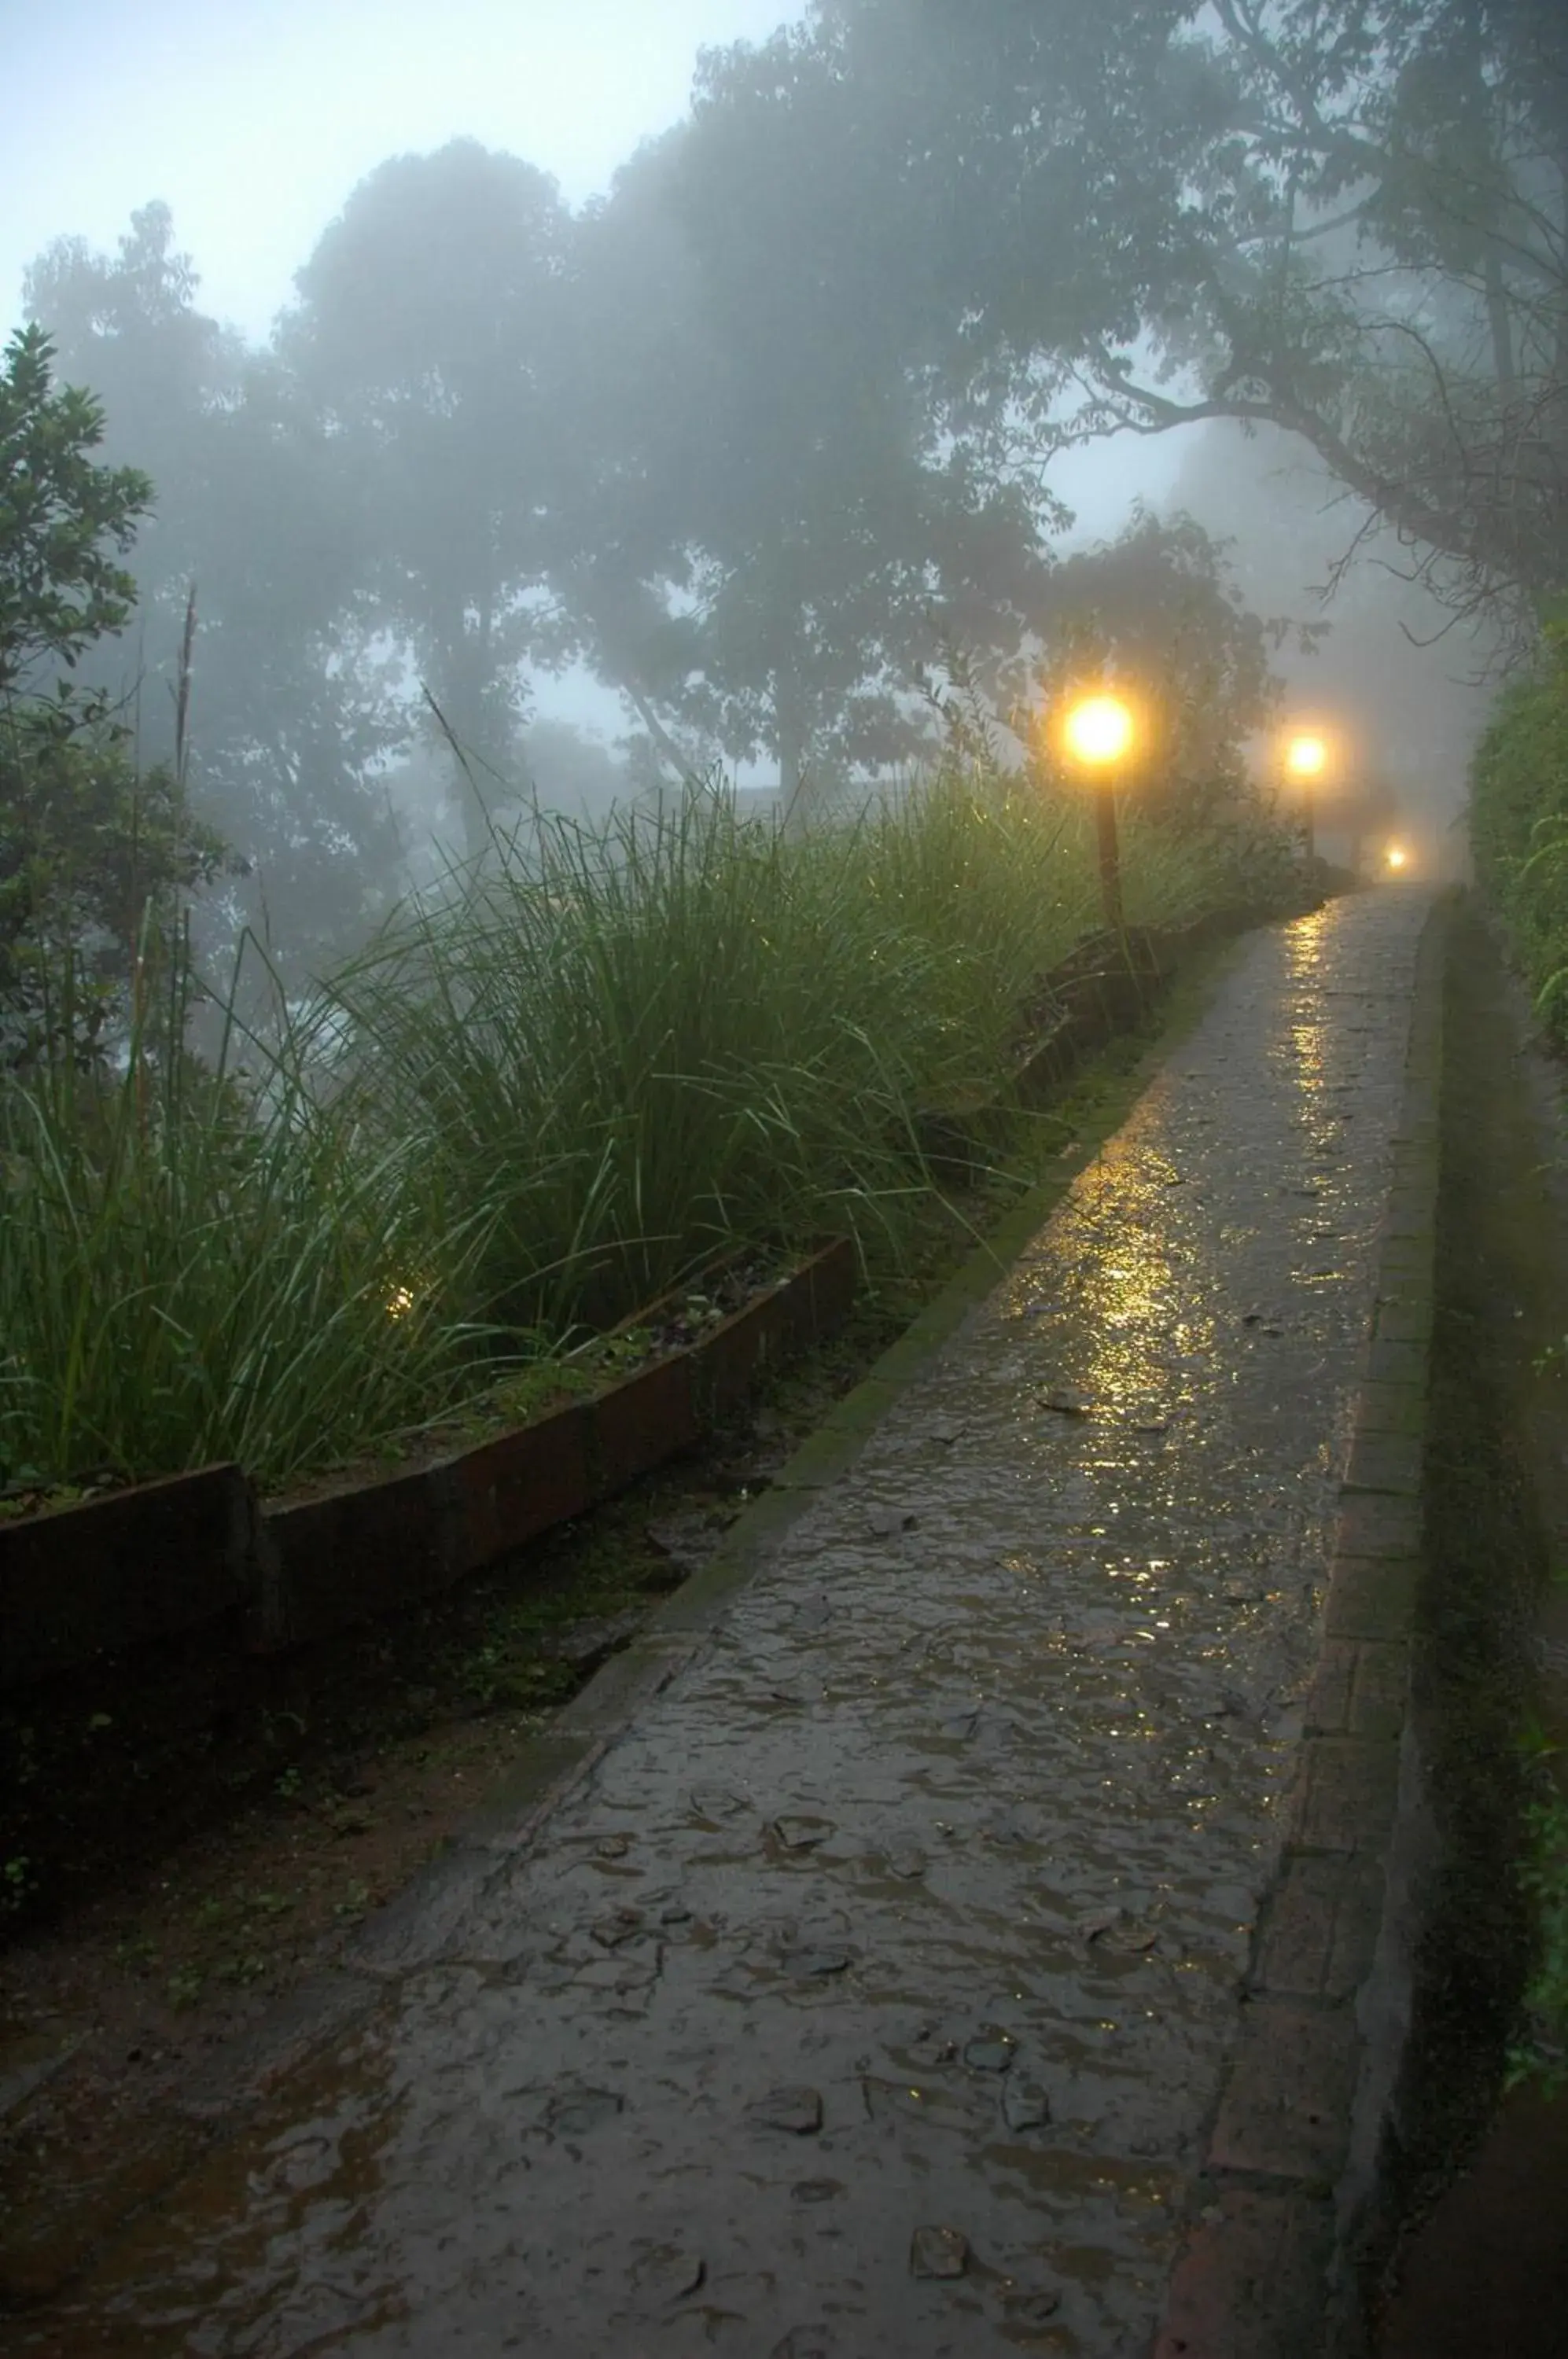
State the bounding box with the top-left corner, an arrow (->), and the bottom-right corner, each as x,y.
320,782 -> 994,1336
0,929 -> 501,1492
851,757 -> 1223,1036
0,753 -> 1290,1495
318,763 -> 1235,1345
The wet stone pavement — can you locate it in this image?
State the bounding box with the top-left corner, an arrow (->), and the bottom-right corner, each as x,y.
20,892 -> 1434,2357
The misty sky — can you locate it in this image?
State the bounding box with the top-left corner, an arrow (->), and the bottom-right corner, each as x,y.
1,0 -> 1179,537
7,0 -> 1466,805
1,0 -> 1192,767
0,0 -> 794,340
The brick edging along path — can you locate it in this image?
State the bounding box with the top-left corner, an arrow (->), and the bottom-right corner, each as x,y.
1154,892 -> 1449,2359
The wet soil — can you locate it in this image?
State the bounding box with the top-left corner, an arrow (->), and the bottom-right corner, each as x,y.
1369,902 -> 1568,2355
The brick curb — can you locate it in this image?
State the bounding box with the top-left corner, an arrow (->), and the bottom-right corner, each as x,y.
1152,890 -> 1452,2359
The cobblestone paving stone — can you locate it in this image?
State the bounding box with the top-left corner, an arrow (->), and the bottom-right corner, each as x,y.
28,892 -> 1433,2358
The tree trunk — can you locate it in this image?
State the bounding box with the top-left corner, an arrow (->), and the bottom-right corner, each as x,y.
776,677 -> 815,837
619,675 -> 699,785
1483,246 -> 1516,405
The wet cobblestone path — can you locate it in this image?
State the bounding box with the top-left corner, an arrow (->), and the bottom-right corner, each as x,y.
21,892 -> 1434,2357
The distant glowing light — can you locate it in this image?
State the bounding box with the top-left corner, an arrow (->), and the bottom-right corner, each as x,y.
1386,844 -> 1408,871
387,1283 -> 417,1319
1063,694 -> 1136,767
1285,733 -> 1328,779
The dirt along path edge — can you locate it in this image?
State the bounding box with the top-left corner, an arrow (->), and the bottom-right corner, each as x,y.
1153,891 -> 1452,2359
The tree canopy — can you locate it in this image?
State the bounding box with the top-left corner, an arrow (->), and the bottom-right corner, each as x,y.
24,204 -> 406,973
0,330 -> 229,1069
691,0 -> 1568,635
20,0 -> 1546,985
0,322 -> 151,699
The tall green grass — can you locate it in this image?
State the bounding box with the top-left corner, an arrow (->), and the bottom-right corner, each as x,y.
0,928 -> 501,1492
0,759 -> 1289,1494
1470,619 -> 1568,1036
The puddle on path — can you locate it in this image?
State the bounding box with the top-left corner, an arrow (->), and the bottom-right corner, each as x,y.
6,892 -> 1434,2357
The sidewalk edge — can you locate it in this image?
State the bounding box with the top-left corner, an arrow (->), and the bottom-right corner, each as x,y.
1152,889 -> 1453,2359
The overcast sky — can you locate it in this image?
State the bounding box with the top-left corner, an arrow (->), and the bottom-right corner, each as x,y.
2,0 -> 1184,527
0,0 -> 1183,749
0,0 -> 796,340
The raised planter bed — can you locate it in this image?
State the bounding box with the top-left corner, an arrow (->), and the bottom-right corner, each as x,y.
253,1399 -> 598,1651
587,1352 -> 701,1501
1,1464 -> 260,1690
1,898 -> 1309,1692
0,1241 -> 858,1685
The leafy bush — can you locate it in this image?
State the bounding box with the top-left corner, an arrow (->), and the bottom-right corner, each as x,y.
1511,1782 -> 1568,2095
1471,632 -> 1568,2093
0,698 -> 233,1072
1,329 -> 234,1071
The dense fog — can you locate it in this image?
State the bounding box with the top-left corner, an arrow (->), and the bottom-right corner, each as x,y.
6,0 -> 1562,985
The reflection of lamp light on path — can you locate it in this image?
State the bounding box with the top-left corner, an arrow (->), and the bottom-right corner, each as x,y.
1062,693 -> 1136,931
1283,731 -> 1328,860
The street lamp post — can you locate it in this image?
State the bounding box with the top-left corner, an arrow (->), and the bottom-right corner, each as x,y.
1283,731 -> 1328,862
1062,693 -> 1136,933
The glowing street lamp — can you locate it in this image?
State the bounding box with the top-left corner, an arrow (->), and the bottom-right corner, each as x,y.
1283,731 -> 1329,860
1385,842 -> 1408,874
1060,692 -> 1136,931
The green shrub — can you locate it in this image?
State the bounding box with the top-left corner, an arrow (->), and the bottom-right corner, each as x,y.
1511,1783 -> 1568,2094
1470,621 -> 1568,1036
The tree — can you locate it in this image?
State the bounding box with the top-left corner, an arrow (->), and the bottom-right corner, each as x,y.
156,348 -> 408,971
282,140 -> 577,860
0,322 -> 151,697
1164,414 -> 1496,815
559,132 -> 1062,822
1022,506 -> 1290,810
24,204 -> 407,977
0,330 -> 229,1067
690,1 -> 1568,644
1075,0 -> 1568,636
21,204 -> 244,582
